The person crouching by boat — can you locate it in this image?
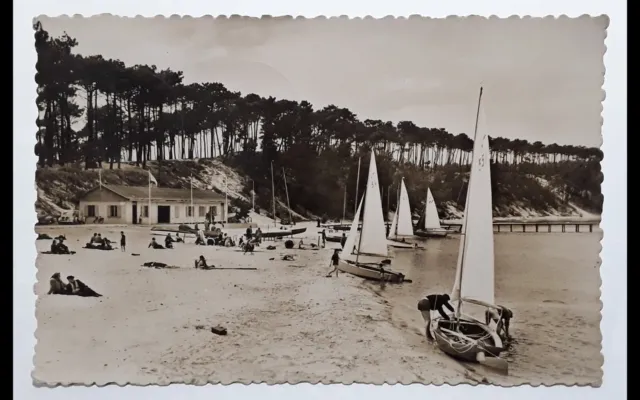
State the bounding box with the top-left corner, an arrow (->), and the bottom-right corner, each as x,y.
148,237 -> 165,249
66,275 -> 102,297
326,249 -> 340,277
48,272 -> 69,295
417,294 -> 455,340
485,305 -> 513,341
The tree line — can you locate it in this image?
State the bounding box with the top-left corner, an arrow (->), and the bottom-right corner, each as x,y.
34,22 -> 603,216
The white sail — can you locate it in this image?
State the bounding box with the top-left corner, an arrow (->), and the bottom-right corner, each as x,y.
358,151 -> 389,257
425,188 -> 442,230
341,196 -> 363,263
451,120 -> 495,308
388,210 -> 398,239
395,178 -> 414,237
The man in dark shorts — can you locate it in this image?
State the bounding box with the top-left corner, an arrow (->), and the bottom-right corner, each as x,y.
326,249 -> 340,277
120,231 -> 126,252
485,305 -> 513,341
417,294 -> 455,340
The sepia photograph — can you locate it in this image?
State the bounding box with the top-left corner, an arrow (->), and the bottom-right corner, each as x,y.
32,15 -> 606,387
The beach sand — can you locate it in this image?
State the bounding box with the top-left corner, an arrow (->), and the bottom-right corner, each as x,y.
33,223 -> 473,386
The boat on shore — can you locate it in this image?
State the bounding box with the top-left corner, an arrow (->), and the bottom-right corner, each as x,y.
338,151 -> 406,283
151,224 -> 307,239
415,188 -> 450,238
387,177 -> 421,249
428,87 -> 509,374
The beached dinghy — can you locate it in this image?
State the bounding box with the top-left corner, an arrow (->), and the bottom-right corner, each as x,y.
387,178 -> 420,249
415,188 -> 450,238
338,151 -> 406,283
428,87 -> 508,374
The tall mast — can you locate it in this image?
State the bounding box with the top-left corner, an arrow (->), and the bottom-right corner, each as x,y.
455,86 -> 484,320
282,167 -> 293,223
270,161 -> 276,227
342,186 -> 347,224
354,157 -> 361,217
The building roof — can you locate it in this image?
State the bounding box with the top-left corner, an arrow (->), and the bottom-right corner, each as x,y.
87,185 -> 225,203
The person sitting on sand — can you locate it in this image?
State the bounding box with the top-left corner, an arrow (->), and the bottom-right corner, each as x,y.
298,239 -> 305,249
148,237 -> 165,249
66,275 -> 102,297
195,255 -> 215,270
90,233 -> 100,244
417,294 -> 455,340
326,249 -> 341,277
243,241 -> 255,255
485,305 -> 513,341
51,239 -> 71,254
195,235 -> 206,246
165,234 -> 174,249
175,233 -> 184,243
48,272 -> 69,295
102,237 -> 113,250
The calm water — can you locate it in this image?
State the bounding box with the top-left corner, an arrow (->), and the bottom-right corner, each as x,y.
369,231 -> 603,385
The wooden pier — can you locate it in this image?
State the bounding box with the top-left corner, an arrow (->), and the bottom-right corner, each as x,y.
441,221 -> 599,234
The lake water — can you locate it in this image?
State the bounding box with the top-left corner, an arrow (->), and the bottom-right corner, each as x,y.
368,231 -> 603,385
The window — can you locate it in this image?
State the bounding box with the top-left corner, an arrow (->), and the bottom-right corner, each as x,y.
109,205 -> 119,218
187,206 -> 193,217
87,205 -> 96,217
174,206 -> 180,218
143,206 -> 149,218
199,206 -> 206,217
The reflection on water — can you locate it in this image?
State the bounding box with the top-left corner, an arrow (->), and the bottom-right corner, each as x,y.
369,232 -> 603,384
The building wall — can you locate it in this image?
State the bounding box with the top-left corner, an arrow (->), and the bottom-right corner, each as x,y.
79,200 -> 131,224
79,195 -> 227,225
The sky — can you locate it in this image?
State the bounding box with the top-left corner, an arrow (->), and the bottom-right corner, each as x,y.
38,15 -> 607,148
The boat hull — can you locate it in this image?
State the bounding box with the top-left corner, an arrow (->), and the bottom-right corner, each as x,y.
262,227 -> 307,238
387,238 -> 419,249
338,260 -> 405,283
430,316 -> 505,363
415,229 -> 448,238
325,236 -> 343,243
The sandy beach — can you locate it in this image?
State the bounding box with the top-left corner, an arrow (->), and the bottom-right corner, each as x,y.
34,223 -> 475,386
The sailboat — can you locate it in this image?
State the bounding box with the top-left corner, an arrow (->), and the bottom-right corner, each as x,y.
428,87 -> 509,373
415,188 -> 449,238
338,151 -> 407,283
387,178 -> 420,249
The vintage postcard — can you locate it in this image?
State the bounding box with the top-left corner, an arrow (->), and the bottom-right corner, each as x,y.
33,15 -> 606,387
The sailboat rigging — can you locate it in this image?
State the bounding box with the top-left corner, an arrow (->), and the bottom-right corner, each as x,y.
338,151 -> 407,283
426,87 -> 509,373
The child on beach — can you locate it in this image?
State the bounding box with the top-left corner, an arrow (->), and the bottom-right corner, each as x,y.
326,249 -> 340,277
120,232 -> 126,252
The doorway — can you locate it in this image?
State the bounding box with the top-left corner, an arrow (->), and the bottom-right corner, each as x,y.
132,202 -> 138,224
157,205 -> 171,223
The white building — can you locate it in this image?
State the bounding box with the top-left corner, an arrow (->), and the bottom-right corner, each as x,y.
78,185 -> 228,225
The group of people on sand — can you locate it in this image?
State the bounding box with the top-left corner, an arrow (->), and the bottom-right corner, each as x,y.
50,237 -> 73,254
85,233 -> 114,250
48,272 -> 102,297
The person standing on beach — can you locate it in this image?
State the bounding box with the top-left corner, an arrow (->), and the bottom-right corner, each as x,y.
340,232 -> 347,248
326,249 -> 340,277
120,231 -> 126,252
321,229 -> 327,247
